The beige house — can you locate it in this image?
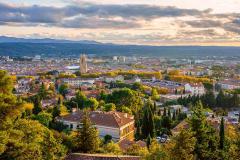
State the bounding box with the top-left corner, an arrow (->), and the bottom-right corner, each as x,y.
57,111 -> 135,142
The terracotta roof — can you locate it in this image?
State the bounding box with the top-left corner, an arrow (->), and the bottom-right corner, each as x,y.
65,153 -> 140,160
118,139 -> 146,151
58,111 -> 134,128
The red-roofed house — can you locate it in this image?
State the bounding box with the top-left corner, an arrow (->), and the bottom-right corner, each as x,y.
57,111 -> 135,142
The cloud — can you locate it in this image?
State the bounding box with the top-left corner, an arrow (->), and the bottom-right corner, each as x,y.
185,20 -> 222,28
0,2 -> 212,29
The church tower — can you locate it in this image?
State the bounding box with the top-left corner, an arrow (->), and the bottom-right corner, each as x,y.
80,54 -> 87,73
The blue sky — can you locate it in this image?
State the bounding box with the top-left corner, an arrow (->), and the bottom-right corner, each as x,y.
0,0 -> 239,45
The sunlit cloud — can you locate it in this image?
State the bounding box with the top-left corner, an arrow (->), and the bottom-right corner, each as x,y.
0,1 -> 239,45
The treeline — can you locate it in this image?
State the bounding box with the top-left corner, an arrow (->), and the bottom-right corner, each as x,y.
178,90 -> 240,109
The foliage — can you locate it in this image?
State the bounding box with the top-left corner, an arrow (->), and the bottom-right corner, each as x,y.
189,101 -> 219,159
141,100 -> 155,139
103,141 -> 122,155
75,111 -> 100,153
170,129 -> 196,160
103,103 -> 116,112
106,88 -> 143,114
0,119 -> 66,160
85,97 -> 99,111
33,111 -> 53,127
58,83 -> 69,97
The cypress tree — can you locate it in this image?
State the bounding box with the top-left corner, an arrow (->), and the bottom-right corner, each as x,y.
146,134 -> 152,148
219,117 -> 225,150
141,100 -> 155,139
167,108 -> 171,118
32,95 -> 42,115
163,107 -> 167,117
172,110 -> 176,121
158,109 -> 162,116
153,101 -> 157,113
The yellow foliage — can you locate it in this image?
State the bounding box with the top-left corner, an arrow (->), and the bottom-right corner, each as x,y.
23,103 -> 34,110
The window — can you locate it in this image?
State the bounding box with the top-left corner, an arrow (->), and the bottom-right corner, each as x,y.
70,124 -> 73,129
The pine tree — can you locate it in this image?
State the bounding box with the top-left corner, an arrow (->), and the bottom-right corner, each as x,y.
170,129 -> 196,160
189,101 -> 219,159
219,117 -> 225,150
76,111 -> 100,153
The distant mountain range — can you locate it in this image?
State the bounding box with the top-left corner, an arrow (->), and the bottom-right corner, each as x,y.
0,36 -> 240,58
0,36 -> 101,44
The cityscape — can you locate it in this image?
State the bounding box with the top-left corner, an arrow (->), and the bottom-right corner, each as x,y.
0,0 -> 240,160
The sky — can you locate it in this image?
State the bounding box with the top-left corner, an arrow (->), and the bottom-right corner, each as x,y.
0,0 -> 240,46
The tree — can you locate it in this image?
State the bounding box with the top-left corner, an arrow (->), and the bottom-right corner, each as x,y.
85,97 -> 99,111
172,110 -> 176,121
103,135 -> 112,144
145,140 -> 167,160
216,90 -> 225,108
151,88 -> 159,101
163,107 -> 167,116
103,141 -> 121,155
52,105 -> 61,119
201,91 -> 216,108
141,100 -> 155,139
219,117 -> 225,150
189,101 -> 219,159
74,91 -> 87,109
0,119 -> 66,160
32,95 -> 42,115
58,83 -> 69,97
75,111 -> 100,153
0,70 -> 13,94
38,82 -> 47,99
103,103 -> 116,112
230,93 -> 240,108
126,144 -> 149,157
106,88 -> 143,114
146,134 -> 152,148
170,129 -> 196,160
33,111 -> 53,127
167,108 -> 171,118
132,82 -> 144,92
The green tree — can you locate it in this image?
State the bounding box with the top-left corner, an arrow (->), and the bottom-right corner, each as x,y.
58,83 -> 69,97
141,100 -> 155,139
106,88 -> 143,114
170,129 -> 196,160
75,111 -> 100,153
216,90 -> 225,108
0,70 -> 13,94
103,103 -> 116,112
219,117 -> 225,150
32,95 -> 42,115
38,82 -> 47,99
33,111 -> 53,127
103,141 -> 122,155
85,97 -> 99,111
1,119 -> 66,160
189,101 -> 219,159
146,134 -> 152,148
74,91 -> 87,109
145,140 -> 167,160
132,82 -> 144,92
